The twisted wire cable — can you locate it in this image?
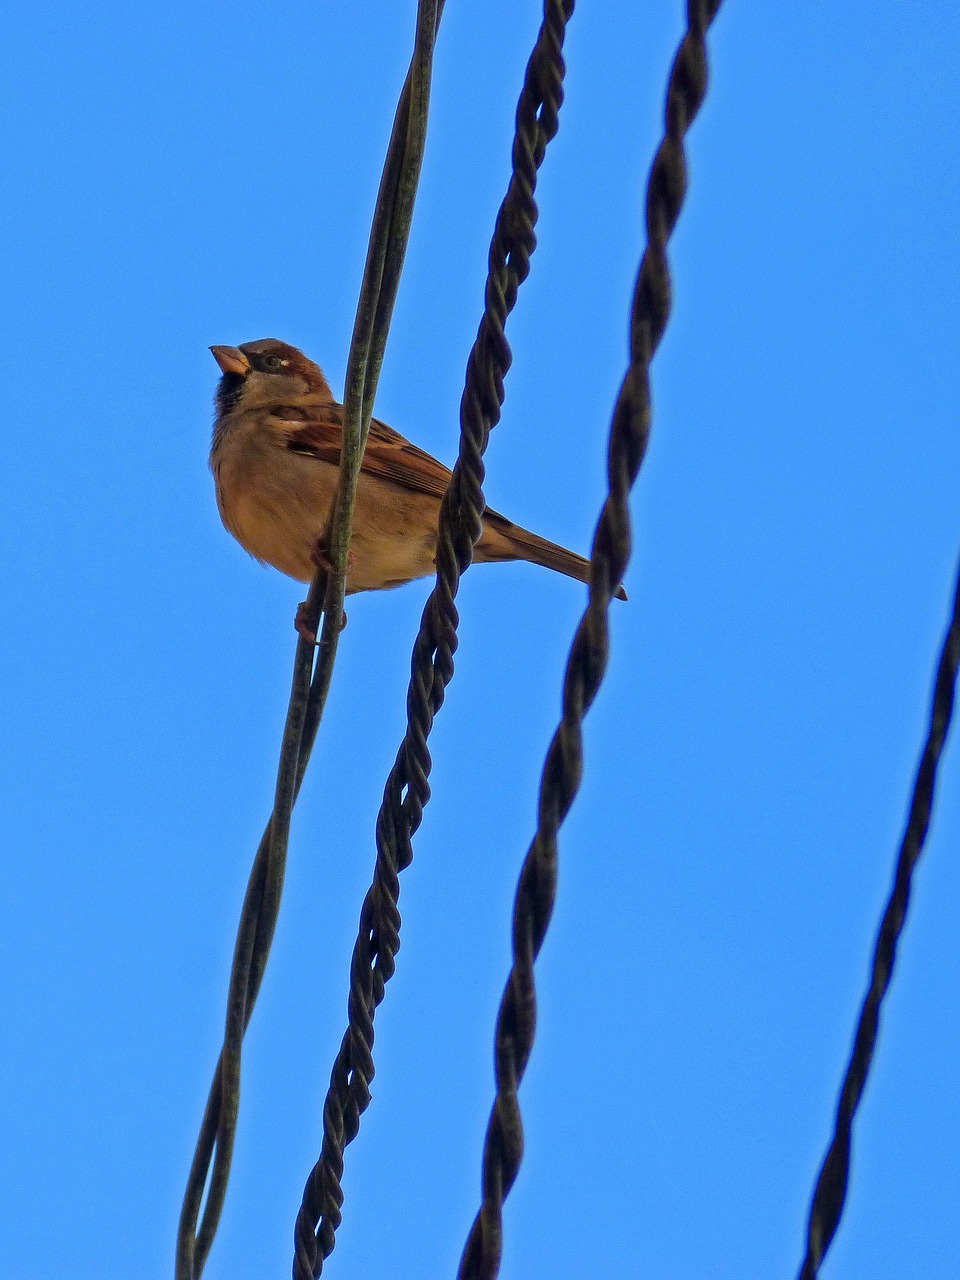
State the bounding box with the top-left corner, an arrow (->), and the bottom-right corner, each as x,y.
456,4 -> 724,1276
175,4 -> 442,1275
797,557 -> 960,1279
293,4 -> 576,1276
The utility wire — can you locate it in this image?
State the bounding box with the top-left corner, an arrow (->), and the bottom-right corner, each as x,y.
293,3 -> 576,1276
175,5 -> 443,1276
456,3 -> 724,1275
797,556 -> 960,1279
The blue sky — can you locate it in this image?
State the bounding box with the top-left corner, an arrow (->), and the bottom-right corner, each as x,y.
2,3 -> 959,1278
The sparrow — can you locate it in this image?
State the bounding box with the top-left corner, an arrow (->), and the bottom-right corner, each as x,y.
210,339 -> 626,636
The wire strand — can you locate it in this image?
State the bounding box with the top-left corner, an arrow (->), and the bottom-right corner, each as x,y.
456,4 -> 724,1275
175,5 -> 443,1275
797,556 -> 960,1279
292,3 -> 577,1276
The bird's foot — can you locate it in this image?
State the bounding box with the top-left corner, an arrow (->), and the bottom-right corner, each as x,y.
294,601 -> 348,645
310,537 -> 355,575
294,601 -> 318,646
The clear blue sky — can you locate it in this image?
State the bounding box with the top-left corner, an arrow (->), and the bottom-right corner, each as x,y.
2,4 -> 958,1278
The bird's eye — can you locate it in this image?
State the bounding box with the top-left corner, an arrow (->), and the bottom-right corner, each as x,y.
262,354 -> 283,370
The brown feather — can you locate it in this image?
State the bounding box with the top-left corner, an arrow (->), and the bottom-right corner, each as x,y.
274,409 -> 454,501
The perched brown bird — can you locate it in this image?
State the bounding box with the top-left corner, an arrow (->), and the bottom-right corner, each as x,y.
210,339 -> 626,634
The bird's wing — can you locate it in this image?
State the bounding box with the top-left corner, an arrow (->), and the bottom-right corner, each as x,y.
271,406 -> 453,501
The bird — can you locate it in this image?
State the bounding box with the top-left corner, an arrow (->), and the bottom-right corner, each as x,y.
209,338 -> 626,638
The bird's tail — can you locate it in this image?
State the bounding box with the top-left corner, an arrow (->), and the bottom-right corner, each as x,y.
481,510 -> 628,601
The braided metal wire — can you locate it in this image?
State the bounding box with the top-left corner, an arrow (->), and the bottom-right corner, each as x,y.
175,6 -> 441,1277
456,4 -> 724,1276
292,4 -> 576,1276
797,557 -> 960,1279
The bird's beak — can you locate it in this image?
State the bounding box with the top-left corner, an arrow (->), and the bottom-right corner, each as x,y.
210,345 -> 250,376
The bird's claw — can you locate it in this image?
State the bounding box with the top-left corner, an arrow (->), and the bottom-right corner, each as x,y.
310,538 -> 356,575
294,601 -> 348,645
294,601 -> 318,646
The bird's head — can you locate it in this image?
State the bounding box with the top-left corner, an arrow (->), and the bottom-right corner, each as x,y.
210,338 -> 333,415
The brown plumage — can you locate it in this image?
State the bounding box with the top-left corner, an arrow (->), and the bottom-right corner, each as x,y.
209,338 -> 628,603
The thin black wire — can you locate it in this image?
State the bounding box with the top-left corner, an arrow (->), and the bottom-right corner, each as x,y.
456,4 -> 724,1276
292,3 -> 576,1277
797,557 -> 960,1280
175,5 -> 442,1276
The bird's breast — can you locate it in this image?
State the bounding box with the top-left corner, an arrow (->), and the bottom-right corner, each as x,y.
211,413 -> 442,591
212,416 -> 337,581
